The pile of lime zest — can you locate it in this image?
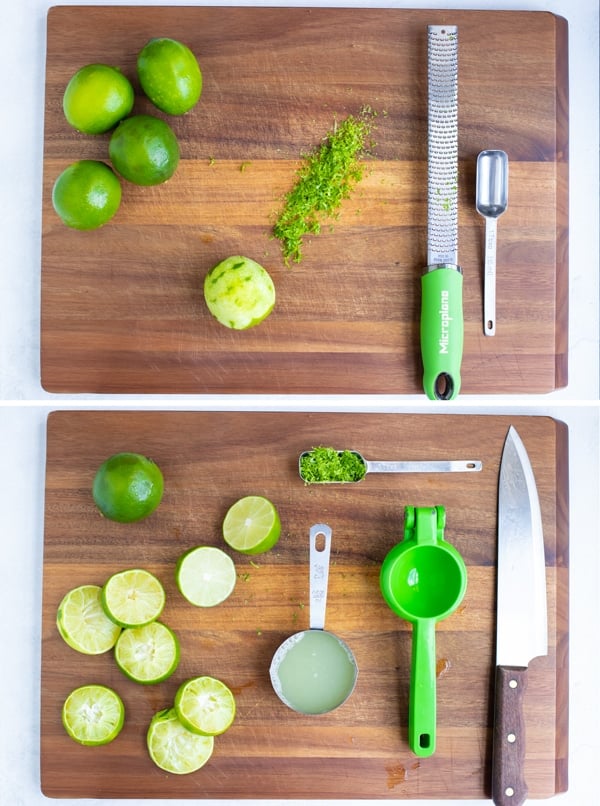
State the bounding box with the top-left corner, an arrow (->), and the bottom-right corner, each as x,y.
300,446 -> 366,483
273,106 -> 377,265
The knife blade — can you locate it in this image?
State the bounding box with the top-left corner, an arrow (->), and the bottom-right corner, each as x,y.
492,426 -> 548,806
420,25 -> 464,401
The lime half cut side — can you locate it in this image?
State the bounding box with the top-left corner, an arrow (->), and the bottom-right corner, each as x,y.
175,546 -> 236,607
147,707 -> 214,774
101,568 -> 165,627
174,676 -> 236,736
57,584 -> 121,655
115,621 -> 180,684
222,495 -> 281,555
62,684 -> 125,746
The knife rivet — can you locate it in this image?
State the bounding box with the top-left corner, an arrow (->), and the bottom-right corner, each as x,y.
507,733 -> 516,743
509,679 -> 518,688
505,786 -> 515,797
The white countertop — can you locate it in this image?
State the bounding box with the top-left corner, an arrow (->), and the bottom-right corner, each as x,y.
0,1 -> 598,805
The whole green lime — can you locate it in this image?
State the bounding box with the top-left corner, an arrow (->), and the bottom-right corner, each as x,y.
109,114 -> 180,186
52,160 -> 122,230
63,64 -> 134,135
137,37 -> 202,115
92,452 -> 164,523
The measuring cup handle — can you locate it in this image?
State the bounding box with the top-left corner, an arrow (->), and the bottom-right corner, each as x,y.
409,618 -> 437,757
309,524 -> 332,630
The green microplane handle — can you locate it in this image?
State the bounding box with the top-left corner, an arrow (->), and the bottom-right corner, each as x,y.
420,267 -> 464,400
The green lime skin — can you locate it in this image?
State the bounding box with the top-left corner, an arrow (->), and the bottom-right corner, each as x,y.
92,452 -> 164,523
109,114 -> 180,186
137,37 -> 202,115
63,63 -> 134,135
52,160 -> 122,230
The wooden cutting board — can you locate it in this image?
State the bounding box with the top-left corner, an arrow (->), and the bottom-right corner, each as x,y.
40,411 -> 569,799
40,6 -> 568,394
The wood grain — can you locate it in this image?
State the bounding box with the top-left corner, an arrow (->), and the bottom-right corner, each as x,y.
40,7 -> 568,394
40,411 -> 569,798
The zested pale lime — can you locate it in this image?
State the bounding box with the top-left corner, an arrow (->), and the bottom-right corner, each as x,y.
147,707 -> 214,774
175,546 -> 236,607
101,568 -> 165,627
115,621 -> 180,684
222,495 -> 281,554
174,676 -> 236,736
56,584 -> 121,654
204,256 -> 276,330
62,684 -> 125,746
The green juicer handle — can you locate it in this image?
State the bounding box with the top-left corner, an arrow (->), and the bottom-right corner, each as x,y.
421,266 -> 463,400
409,617 -> 437,757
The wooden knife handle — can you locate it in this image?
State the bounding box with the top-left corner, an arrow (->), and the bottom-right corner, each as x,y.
492,665 -> 528,806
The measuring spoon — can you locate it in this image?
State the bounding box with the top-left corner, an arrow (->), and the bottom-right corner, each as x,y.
476,150 -> 509,336
380,506 -> 467,756
270,524 -> 358,715
299,449 -> 482,483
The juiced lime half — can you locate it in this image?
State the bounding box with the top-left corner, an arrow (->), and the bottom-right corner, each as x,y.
174,676 -> 236,736
175,546 -> 236,607
147,707 -> 214,774
222,495 -> 281,554
101,568 -> 165,628
57,584 -> 121,655
115,621 -> 179,684
62,684 -> 125,746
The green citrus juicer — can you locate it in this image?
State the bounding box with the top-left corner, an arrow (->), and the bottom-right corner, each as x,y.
380,506 -> 467,757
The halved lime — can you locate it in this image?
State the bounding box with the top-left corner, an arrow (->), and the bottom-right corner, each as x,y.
222,495 -> 281,555
204,256 -> 276,330
174,676 -> 236,736
175,546 -> 236,607
114,621 -> 179,684
57,584 -> 121,655
147,707 -> 214,774
62,684 -> 125,746
101,568 -> 165,628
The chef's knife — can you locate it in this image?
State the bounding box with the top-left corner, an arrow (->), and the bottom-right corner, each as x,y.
492,426 -> 547,806
420,25 -> 463,401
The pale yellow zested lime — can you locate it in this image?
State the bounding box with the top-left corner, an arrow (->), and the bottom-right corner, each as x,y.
204,256 -> 276,330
